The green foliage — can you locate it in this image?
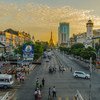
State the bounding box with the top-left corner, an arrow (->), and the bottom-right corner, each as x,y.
14,45 -> 23,56
14,40 -> 47,60
70,43 -> 84,56
80,47 -> 96,60
71,43 -> 85,50
94,43 -> 100,52
59,47 -> 67,52
34,42 -> 44,60
24,41 -> 34,45
59,43 -> 96,61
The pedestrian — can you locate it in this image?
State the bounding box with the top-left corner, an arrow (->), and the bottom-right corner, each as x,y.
15,73 -> 17,79
37,89 -> 42,100
52,86 -> 56,98
36,78 -> 39,88
42,78 -> 45,87
48,87 -> 51,99
70,67 -> 72,72
34,89 -> 38,100
39,84 -> 42,90
27,67 -> 30,74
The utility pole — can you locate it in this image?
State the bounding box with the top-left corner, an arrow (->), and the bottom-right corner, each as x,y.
89,57 -> 92,100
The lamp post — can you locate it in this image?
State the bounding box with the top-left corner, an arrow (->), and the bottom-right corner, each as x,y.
89,57 -> 92,100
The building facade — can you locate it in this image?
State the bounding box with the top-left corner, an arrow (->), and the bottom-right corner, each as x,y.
85,20 -> 94,47
58,22 -> 69,46
0,29 -> 31,52
0,32 -> 6,54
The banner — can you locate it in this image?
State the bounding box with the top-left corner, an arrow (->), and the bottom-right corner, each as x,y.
23,44 -> 34,61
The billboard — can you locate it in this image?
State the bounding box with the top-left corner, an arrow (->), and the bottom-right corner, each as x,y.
23,44 -> 34,61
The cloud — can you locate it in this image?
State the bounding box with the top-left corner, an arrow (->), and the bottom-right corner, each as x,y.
0,2 -> 100,42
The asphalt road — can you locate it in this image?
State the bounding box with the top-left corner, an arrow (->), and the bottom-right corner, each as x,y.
16,50 -> 100,100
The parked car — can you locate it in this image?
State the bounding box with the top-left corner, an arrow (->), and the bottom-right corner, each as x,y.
0,74 -> 14,89
73,71 -> 90,79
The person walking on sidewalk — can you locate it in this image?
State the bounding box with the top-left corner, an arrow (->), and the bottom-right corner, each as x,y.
52,86 -> 56,98
42,78 -> 45,87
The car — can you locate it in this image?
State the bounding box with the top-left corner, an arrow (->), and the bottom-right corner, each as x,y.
73,71 -> 90,79
0,74 -> 14,89
45,58 -> 49,62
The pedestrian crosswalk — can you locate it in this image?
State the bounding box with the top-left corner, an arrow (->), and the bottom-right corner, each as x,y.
47,96 -> 71,100
58,96 -> 70,100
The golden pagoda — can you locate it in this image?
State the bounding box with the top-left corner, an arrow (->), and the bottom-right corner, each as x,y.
49,31 -> 54,48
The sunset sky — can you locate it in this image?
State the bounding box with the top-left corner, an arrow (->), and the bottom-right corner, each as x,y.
0,0 -> 100,43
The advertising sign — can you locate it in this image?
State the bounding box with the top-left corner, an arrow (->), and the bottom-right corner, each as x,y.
23,44 -> 34,61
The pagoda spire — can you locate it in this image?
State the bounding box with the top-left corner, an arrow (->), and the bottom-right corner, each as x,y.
49,31 -> 54,48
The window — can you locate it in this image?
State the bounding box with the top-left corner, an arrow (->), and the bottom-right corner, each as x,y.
5,79 -> 9,82
0,79 -> 4,82
10,78 -> 12,81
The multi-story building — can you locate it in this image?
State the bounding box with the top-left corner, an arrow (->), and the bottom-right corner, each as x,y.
73,30 -> 99,49
0,31 -> 6,53
18,31 -> 25,45
4,29 -> 18,52
93,29 -> 100,49
0,31 -> 6,45
0,28 -> 32,52
70,34 -> 77,46
58,22 -> 70,46
76,32 -> 87,45
23,32 -> 31,42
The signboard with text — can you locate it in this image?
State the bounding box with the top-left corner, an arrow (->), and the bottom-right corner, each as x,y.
23,44 -> 34,61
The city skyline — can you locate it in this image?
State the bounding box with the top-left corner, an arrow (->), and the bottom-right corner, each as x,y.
0,0 -> 100,43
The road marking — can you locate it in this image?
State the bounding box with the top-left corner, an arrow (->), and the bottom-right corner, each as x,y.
66,96 -> 69,100
58,96 -> 62,100
58,96 -> 69,100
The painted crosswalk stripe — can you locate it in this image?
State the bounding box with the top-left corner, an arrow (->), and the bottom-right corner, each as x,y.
58,96 -> 69,100
58,97 -> 62,100
66,96 -> 69,100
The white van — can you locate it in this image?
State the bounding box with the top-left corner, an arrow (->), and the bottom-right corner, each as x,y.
0,74 -> 14,89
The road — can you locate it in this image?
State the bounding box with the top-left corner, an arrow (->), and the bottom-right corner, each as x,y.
16,50 -> 100,100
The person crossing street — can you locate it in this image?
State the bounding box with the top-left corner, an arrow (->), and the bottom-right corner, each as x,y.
42,78 -> 45,87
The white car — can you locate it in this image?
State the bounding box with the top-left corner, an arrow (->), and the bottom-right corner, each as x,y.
73,71 -> 90,79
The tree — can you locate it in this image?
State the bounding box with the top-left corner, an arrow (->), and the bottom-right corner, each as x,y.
71,43 -> 85,50
14,40 -> 44,60
34,42 -> 44,60
71,43 -> 84,56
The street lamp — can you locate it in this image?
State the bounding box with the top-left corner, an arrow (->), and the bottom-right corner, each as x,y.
89,57 -> 92,100
89,52 -> 96,100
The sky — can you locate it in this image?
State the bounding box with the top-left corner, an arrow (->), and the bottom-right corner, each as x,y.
0,0 -> 100,43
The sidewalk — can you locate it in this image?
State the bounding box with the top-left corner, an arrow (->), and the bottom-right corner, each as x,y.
70,55 -> 100,74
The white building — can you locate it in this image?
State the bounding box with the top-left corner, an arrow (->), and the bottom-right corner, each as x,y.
76,32 -> 87,45
85,20 -> 94,48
